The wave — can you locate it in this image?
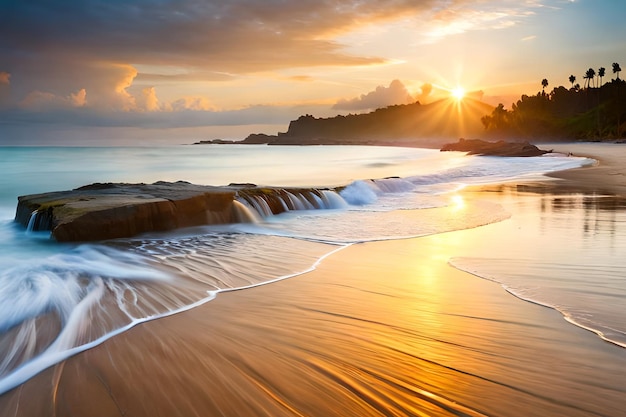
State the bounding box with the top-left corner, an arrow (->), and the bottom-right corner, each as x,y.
449,257 -> 626,349
0,235 -> 349,395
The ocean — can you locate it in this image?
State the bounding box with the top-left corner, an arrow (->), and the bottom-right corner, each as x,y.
0,144 -> 616,397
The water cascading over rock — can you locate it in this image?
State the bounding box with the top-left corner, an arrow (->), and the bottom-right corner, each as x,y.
15,181 -> 347,242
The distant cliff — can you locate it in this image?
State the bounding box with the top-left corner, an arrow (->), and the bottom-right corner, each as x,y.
197,98 -> 494,148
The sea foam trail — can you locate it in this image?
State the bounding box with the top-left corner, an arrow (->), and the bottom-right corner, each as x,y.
0,235 -> 348,396
451,257 -> 626,349
0,246 -> 172,382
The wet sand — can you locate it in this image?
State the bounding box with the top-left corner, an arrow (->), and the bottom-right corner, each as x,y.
2,143 -> 626,417
549,142 -> 626,194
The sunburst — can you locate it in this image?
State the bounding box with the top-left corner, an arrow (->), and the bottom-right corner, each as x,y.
451,86 -> 466,101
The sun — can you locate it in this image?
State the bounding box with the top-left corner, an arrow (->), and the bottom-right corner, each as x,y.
451,86 -> 466,101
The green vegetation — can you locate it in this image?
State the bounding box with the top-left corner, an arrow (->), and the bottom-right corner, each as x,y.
482,62 -> 626,141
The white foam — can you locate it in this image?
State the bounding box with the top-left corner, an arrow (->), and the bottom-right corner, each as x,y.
340,180 -> 379,205
0,237 -> 350,396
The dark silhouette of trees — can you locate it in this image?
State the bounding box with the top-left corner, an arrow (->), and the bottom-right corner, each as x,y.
481,61 -> 626,141
613,63 -> 622,80
596,68 -> 606,135
584,68 -> 596,88
481,103 -> 511,136
569,75 -> 576,88
612,63 -> 623,137
598,67 -> 606,86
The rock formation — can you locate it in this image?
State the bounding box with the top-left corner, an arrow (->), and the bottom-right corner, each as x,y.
440,138 -> 551,157
16,181 -> 335,242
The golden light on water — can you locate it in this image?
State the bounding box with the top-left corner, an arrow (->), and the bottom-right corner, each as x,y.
450,194 -> 466,211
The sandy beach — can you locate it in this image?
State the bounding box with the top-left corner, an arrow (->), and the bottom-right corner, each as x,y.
549,143 -> 626,195
2,143 -> 626,417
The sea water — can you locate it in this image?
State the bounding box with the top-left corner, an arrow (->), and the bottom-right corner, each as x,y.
0,144 -> 600,394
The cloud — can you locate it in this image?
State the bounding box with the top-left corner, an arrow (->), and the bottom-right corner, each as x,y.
420,1 -> 543,43
416,83 -> 433,103
171,97 -> 216,112
333,79 -> 415,111
135,71 -> 235,83
0,72 -> 10,108
109,65 -> 138,111
0,0 -> 569,121
138,87 -> 161,112
0,0 -> 415,78
19,88 -> 87,110
70,89 -> 87,107
6,60 -> 139,112
0,102 -> 325,133
0,1 -> 562,80
1,0 -> 432,114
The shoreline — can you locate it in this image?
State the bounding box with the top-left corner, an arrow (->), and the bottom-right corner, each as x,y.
3,223 -> 626,416
2,142 -> 626,416
548,143 -> 626,195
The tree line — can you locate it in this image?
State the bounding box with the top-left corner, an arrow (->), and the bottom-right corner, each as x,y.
482,62 -> 624,141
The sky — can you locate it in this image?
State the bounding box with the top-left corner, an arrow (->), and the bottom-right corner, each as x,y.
0,0 -> 625,145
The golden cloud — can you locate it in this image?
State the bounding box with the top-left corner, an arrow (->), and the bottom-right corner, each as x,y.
333,79 -> 415,110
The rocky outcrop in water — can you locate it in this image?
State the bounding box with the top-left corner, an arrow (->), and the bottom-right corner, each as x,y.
16,181 -> 339,242
440,138 -> 551,157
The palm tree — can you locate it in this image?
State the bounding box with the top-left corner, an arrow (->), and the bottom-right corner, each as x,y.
569,75 -> 576,88
584,68 -> 596,89
613,63 -> 622,137
598,67 -> 606,87
613,62 -> 622,80
541,78 -> 548,94
596,68 -> 606,136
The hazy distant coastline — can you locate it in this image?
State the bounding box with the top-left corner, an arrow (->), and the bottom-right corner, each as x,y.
194,98 -> 494,148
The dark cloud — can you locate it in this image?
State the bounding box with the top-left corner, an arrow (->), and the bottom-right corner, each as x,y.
0,0 -> 438,75
333,79 -> 415,111
0,0 -> 447,115
0,72 -> 10,107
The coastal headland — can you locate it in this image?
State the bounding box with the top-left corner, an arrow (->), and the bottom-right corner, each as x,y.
195,98 -> 495,148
